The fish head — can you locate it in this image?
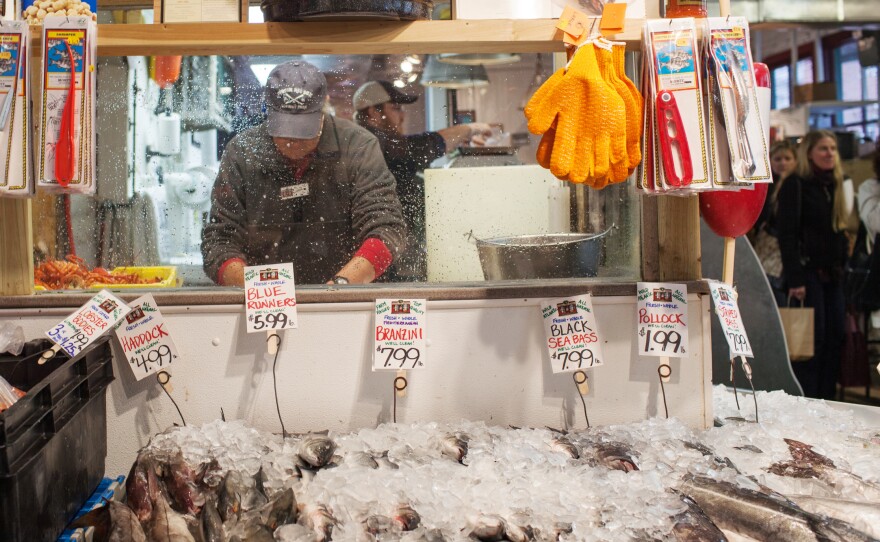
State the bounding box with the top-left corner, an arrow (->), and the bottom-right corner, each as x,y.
299,435 -> 337,469
441,434 -> 469,464
468,514 -> 506,540
393,504 -> 421,531
265,488 -> 297,530
596,443 -> 639,472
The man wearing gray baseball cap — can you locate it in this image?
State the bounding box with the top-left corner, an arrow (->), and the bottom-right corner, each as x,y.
202,60 -> 406,286
353,80 -> 491,281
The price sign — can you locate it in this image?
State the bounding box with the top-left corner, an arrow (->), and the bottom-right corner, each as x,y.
244,263 -> 298,334
636,282 -> 689,357
46,290 -> 131,358
373,299 -> 427,371
540,294 -> 605,374
708,281 -> 753,358
114,294 -> 179,381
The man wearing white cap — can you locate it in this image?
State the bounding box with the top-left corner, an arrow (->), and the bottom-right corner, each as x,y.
202,61 -> 406,286
353,80 -> 491,281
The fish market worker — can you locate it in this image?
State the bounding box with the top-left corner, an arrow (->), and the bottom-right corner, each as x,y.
202,61 -> 406,286
353,80 -> 492,281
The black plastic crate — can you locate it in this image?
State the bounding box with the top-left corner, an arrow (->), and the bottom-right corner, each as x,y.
0,337 -> 113,542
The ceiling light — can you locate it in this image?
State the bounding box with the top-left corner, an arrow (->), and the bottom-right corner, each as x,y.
421,56 -> 490,89
401,60 -> 413,73
438,53 -> 522,66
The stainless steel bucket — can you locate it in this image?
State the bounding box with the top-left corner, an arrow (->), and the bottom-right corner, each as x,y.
475,232 -> 607,281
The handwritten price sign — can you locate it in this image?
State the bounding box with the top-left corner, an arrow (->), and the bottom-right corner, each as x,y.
636,282 -> 689,357
708,281 -> 753,358
114,294 -> 179,381
244,263 -> 298,334
541,294 -> 605,373
373,299 -> 427,371
46,290 -> 131,357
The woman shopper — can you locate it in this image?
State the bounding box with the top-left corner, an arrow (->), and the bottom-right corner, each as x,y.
776,130 -> 850,399
750,140 -> 798,306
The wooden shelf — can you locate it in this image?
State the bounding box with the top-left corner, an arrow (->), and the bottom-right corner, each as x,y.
26,19 -> 644,57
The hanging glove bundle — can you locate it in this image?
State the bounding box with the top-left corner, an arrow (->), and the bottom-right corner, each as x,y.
525,38 -> 642,189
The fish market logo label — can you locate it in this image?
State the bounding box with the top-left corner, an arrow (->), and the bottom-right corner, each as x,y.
276,86 -> 313,111
391,300 -> 411,315
260,268 -> 279,281
653,288 -> 673,303
98,299 -> 118,316
126,307 -> 146,324
557,300 -> 578,317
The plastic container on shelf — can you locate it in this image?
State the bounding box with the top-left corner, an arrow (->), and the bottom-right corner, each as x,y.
665,0 -> 707,18
261,0 -> 434,22
90,266 -> 180,289
0,337 -> 114,542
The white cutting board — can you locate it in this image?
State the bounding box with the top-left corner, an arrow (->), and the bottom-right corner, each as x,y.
425,165 -> 566,282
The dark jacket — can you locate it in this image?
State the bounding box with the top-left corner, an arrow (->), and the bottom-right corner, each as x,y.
776,170 -> 849,288
202,116 -> 406,284
365,127 -> 445,215
365,126 -> 446,280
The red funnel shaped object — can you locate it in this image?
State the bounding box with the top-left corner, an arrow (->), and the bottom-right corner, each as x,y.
699,63 -> 771,238
55,41 -> 77,186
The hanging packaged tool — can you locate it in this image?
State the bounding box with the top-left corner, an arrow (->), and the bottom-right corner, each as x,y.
37,16 -> 97,195
705,17 -> 771,187
643,18 -> 709,193
0,21 -> 33,199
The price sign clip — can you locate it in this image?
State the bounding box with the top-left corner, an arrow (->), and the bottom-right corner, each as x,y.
392,374 -> 408,423
658,362 -> 672,419
572,371 -> 591,428
39,344 -> 62,365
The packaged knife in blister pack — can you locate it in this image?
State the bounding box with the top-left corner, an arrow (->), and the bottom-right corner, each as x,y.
37,16 -> 96,195
705,17 -> 771,187
643,18 -> 709,194
0,22 -> 33,199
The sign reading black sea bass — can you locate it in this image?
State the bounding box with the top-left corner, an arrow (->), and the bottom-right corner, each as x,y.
114,294 -> 179,380
373,299 -> 427,371
46,290 -> 131,357
540,294 -> 605,373
244,263 -> 298,333
636,282 -> 689,357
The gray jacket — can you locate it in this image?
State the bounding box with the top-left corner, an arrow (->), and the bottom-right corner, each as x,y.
202,116 -> 406,284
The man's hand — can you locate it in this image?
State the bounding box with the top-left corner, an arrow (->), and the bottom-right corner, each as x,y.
466,123 -> 494,146
788,286 -> 806,302
327,256 -> 376,285
221,260 -> 245,287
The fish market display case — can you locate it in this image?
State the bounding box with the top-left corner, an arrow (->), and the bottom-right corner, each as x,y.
0,338 -> 113,542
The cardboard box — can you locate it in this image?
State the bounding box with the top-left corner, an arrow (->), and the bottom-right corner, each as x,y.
793,82 -> 837,104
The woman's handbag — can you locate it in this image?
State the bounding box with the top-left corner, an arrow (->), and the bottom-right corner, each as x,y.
752,226 -> 783,278
778,297 -> 814,361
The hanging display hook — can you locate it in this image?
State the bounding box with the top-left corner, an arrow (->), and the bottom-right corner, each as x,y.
393,375 -> 408,423
268,333 -> 288,438
740,356 -> 759,423
658,364 -> 672,419
572,371 -> 590,428
730,358 -> 741,410
157,371 -> 186,426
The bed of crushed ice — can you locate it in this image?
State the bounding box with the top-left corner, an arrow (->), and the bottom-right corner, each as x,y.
143,385 -> 880,541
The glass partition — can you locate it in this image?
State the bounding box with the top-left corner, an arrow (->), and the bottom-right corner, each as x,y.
32,53 -> 641,291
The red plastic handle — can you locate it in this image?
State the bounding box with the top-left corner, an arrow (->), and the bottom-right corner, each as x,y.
54,41 -> 77,187
656,90 -> 693,188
